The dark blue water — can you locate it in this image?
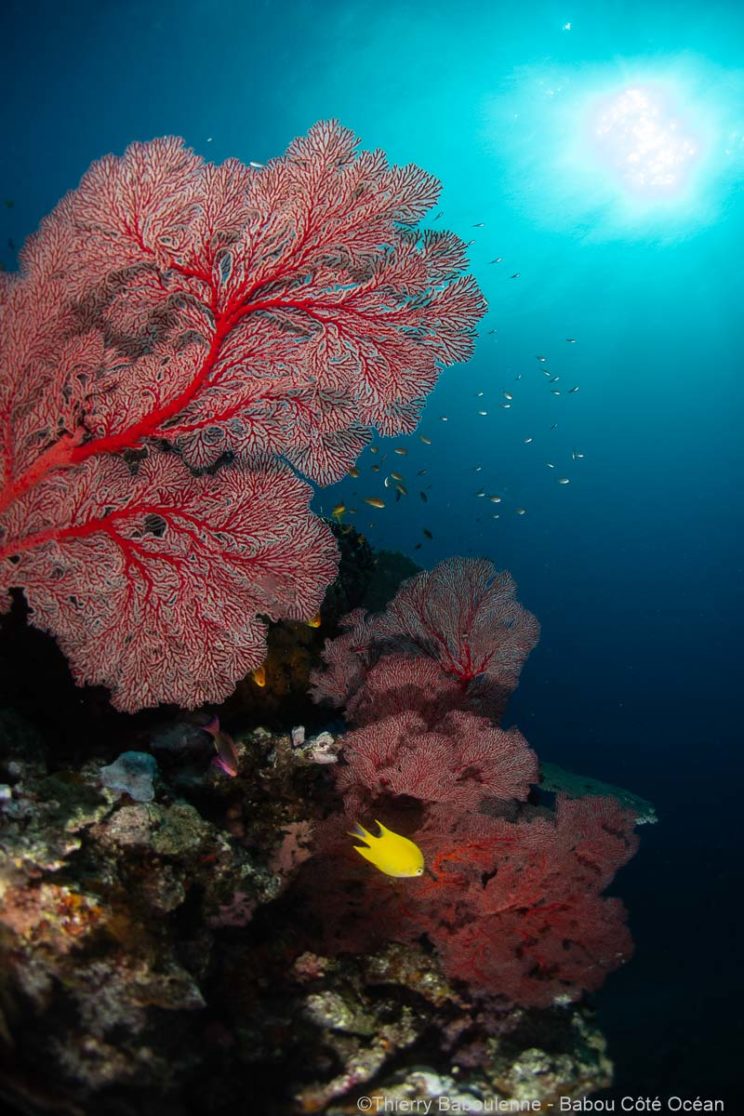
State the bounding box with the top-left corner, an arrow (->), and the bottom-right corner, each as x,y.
3,0 -> 742,1104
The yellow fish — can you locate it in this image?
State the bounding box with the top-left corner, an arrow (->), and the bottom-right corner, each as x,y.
251,665 -> 267,687
348,467 -> 360,478
307,612 -> 322,628
364,497 -> 385,509
349,821 -> 425,878
331,503 -> 346,521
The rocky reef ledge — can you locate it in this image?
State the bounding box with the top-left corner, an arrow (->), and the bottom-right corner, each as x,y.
1,708 -> 614,1116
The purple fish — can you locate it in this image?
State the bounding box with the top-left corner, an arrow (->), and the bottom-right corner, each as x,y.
203,716 -> 239,777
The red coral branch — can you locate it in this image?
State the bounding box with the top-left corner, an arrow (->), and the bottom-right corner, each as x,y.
0,123 -> 485,710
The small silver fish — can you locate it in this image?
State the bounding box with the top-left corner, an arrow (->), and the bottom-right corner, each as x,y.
557,477 -> 570,485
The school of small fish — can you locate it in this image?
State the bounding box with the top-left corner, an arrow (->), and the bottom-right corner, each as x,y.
317,220 -> 587,541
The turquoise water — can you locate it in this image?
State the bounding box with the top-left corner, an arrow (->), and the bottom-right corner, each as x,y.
2,0 -> 742,1104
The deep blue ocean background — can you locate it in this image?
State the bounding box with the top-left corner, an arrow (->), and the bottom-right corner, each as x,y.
3,0 -> 742,1104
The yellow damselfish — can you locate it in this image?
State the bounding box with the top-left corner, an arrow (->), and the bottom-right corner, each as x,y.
349,820 -> 425,878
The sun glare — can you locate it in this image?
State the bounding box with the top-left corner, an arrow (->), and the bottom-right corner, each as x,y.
482,54 -> 744,239
591,85 -> 699,195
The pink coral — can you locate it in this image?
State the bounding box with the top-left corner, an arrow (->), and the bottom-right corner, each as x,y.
269,820 -> 315,878
413,798 -> 639,1006
0,123 -> 485,711
336,709 -> 538,814
301,796 -> 638,1008
311,558 -> 540,723
302,555 -> 639,1009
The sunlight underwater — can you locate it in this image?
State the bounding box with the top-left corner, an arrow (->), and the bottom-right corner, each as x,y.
480,52 -> 744,241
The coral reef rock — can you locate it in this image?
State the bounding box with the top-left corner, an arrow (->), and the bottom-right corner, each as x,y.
1,711 -> 616,1115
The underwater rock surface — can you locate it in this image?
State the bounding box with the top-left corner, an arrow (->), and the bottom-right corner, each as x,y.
1,709 -> 616,1115
100,750 -> 159,802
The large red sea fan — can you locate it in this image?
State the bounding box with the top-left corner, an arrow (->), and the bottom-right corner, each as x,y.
0,122 -> 485,711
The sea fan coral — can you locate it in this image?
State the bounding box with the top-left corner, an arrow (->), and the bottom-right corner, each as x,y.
336,708 -> 538,814
0,123 -> 485,711
301,797 -> 638,1009
304,554 -> 639,1009
311,557 -> 540,723
414,798 -> 639,1007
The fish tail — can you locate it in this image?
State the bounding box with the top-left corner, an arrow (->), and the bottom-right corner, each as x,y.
348,821 -> 374,844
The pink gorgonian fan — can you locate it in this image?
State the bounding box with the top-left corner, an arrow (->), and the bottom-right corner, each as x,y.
335,707 -> 538,815
311,557 -> 539,723
301,796 -> 638,1008
0,122 -> 486,711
